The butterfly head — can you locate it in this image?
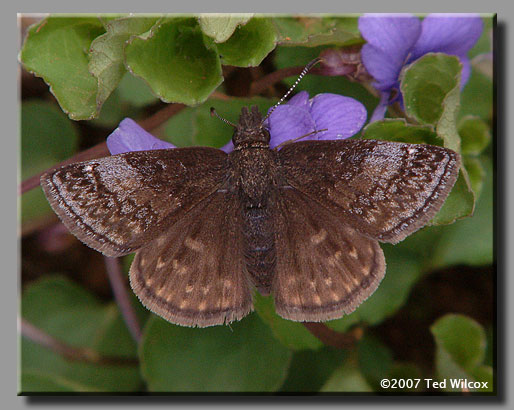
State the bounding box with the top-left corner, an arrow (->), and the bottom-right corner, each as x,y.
232,106 -> 270,147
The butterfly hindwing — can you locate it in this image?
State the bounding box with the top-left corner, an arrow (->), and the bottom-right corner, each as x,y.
278,139 -> 460,243
40,147 -> 229,256
272,187 -> 386,322
129,191 -> 253,327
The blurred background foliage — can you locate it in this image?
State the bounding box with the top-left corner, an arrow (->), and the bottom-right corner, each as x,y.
19,14 -> 494,393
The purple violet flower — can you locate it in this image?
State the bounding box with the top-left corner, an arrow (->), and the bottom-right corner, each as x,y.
266,91 -> 367,148
107,118 -> 175,155
106,92 -> 367,155
358,13 -> 483,122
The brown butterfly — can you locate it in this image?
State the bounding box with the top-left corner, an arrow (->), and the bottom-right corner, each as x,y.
40,105 -> 460,327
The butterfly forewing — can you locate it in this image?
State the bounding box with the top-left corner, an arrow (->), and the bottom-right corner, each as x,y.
278,139 -> 460,244
130,191 -> 253,327
40,147 -> 229,256
273,187 -> 386,322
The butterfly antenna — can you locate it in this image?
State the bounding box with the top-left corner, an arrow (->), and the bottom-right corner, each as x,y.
261,57 -> 323,124
210,107 -> 237,128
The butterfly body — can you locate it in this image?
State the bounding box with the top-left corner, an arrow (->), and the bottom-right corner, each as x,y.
41,105 -> 460,327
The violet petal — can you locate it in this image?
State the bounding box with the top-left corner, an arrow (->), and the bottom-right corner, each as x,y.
268,104 -> 316,148
107,118 -> 175,155
310,94 -> 367,139
410,14 -> 484,61
359,14 -> 422,90
220,140 -> 234,153
369,91 -> 391,123
285,90 -> 310,108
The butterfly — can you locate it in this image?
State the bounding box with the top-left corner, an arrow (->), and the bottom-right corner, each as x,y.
40,102 -> 460,328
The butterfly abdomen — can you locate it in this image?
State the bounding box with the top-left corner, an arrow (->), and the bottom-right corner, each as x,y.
242,205 -> 275,295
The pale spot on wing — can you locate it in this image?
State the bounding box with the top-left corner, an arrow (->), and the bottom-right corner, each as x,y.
129,223 -> 143,234
172,259 -> 187,275
310,229 -> 327,245
330,291 -> 341,301
312,294 -> 322,306
201,286 -> 210,295
341,281 -> 353,293
361,265 -> 370,275
156,257 -> 166,269
290,295 -> 301,306
184,237 -> 204,252
185,284 -> 194,293
349,272 -> 361,286
348,247 -> 358,259
156,285 -> 167,297
223,279 -> 232,290
179,300 -> 188,309
308,280 -> 316,290
145,276 -> 155,287
334,250 -> 342,260
198,301 -> 207,311
220,298 -> 229,309
324,277 -> 333,287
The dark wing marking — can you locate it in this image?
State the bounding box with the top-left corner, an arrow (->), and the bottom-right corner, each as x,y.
40,147 -> 228,256
278,139 -> 460,243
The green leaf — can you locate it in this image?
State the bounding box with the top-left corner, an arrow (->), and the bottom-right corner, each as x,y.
21,100 -> 79,225
217,17 -> 276,67
198,14 -> 252,43
139,313 -> 291,392
117,71 -> 159,107
162,97 -> 275,148
125,18 -> 223,106
460,67 -> 493,121
21,371 -> 97,393
89,16 -> 160,113
321,359 -> 373,392
430,158 -> 493,268
279,348 -> 345,392
430,169 -> 475,226
253,293 -> 323,350
362,119 -> 440,145
431,314 -> 492,393
272,16 -> 362,47
459,116 -> 491,156
21,276 -> 141,393
358,335 -> 393,389
401,53 -> 462,149
401,54 -> 477,224
463,156 -> 486,198
327,246 -> 422,332
20,16 -> 105,120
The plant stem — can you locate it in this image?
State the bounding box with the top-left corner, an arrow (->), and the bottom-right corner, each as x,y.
20,318 -> 138,366
103,256 -> 142,344
302,322 -> 363,349
249,65 -> 307,96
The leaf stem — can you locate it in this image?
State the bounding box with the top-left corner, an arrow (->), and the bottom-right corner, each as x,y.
249,65 -> 307,96
20,318 -> 138,366
302,322 -> 363,349
103,256 -> 142,344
